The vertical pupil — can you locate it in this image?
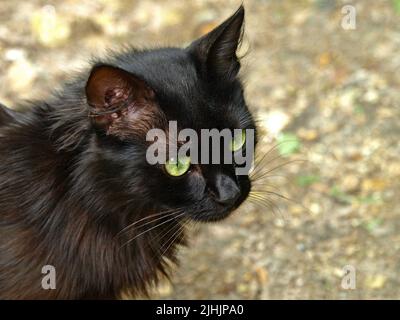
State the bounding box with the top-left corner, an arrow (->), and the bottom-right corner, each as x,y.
165,156 -> 190,176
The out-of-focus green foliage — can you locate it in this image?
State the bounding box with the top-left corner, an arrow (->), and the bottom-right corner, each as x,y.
394,0 -> 400,14
277,132 -> 301,156
296,174 -> 320,187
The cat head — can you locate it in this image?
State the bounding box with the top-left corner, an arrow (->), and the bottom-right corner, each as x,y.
85,6 -> 256,222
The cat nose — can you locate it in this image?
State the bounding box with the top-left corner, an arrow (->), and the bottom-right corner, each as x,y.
213,173 -> 241,207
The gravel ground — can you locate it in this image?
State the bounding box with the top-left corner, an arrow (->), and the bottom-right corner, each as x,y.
0,0 -> 399,299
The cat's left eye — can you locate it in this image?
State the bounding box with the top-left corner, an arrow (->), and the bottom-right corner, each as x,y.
165,156 -> 191,177
230,130 -> 246,152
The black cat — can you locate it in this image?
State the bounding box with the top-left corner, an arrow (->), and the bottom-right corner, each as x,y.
0,6 -> 256,299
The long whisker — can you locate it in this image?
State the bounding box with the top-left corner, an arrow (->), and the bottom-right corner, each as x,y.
158,219 -> 189,259
116,208 -> 183,237
251,154 -> 287,181
250,182 -> 281,191
141,217 -> 183,264
251,138 -> 303,179
248,194 -> 282,219
153,218 -> 185,254
145,221 -> 181,264
251,141 -> 292,177
252,174 -> 289,181
120,211 -> 186,248
249,193 -> 287,221
250,192 -> 283,211
252,149 -> 302,179
253,139 -> 300,165
252,159 -> 307,182
252,189 -> 311,215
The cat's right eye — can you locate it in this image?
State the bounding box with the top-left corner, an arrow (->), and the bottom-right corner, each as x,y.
164,156 -> 191,177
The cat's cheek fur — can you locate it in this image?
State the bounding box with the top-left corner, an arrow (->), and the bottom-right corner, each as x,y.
100,103 -> 166,139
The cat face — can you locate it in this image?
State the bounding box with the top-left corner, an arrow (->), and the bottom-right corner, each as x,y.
85,6 -> 256,222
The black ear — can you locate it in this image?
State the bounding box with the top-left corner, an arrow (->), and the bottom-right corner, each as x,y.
85,65 -> 157,132
188,5 -> 245,82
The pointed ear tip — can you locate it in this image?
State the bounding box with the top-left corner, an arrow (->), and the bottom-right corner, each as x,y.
236,4 -> 245,17
230,5 -> 245,26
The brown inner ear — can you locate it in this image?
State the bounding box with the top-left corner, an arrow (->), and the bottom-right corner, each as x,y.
85,65 -> 160,136
86,65 -> 155,112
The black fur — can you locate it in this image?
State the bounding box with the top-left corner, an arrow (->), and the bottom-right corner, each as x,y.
0,6 -> 255,299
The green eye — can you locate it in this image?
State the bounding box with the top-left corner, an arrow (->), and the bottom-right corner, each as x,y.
231,130 -> 246,152
165,156 -> 191,177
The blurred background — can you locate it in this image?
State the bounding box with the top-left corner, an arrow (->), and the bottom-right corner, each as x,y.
0,0 -> 399,299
